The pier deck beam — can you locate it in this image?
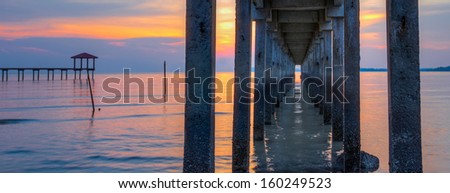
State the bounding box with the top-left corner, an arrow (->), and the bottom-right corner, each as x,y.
183,0 -> 216,173
343,0 -> 361,173
253,19 -> 266,141
387,0 -> 422,173
232,0 -> 252,173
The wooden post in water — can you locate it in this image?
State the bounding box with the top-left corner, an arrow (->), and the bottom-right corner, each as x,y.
92,59 -> 96,79
73,58 -> 77,80
79,59 -> 82,80
163,61 -> 168,103
87,68 -> 95,114
387,0 -> 422,173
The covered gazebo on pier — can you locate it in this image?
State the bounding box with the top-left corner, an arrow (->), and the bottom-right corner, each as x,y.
71,52 -> 98,80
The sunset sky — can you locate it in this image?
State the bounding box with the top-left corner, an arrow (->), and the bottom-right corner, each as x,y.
1,0 -> 449,72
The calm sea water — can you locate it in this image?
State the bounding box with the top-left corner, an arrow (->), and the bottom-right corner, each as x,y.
0,72 -> 449,172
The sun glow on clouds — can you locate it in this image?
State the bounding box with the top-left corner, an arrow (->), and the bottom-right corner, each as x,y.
2,0 -> 450,63
0,0 -> 237,58
0,15 -> 184,40
360,1 -> 386,49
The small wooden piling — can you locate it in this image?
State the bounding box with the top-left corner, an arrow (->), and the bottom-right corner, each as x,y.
87,70 -> 95,114
163,61 -> 168,103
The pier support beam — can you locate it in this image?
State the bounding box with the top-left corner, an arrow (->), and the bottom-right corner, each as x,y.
183,0 -> 216,173
387,0 -> 422,173
323,31 -> 332,124
332,18 -> 344,142
319,35 -> 324,114
344,0 -> 361,173
253,19 -> 266,141
232,0 -> 251,173
264,32 -> 274,125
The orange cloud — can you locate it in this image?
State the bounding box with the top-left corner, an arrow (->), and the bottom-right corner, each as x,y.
109,41 -> 127,47
0,0 -> 237,58
361,32 -> 380,40
216,0 -> 236,58
422,41 -> 450,50
361,11 -> 385,28
0,15 -> 185,40
21,47 -> 50,53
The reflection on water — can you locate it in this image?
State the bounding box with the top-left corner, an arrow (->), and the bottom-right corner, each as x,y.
0,72 -> 450,172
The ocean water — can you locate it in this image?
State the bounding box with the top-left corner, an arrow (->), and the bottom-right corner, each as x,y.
0,72 -> 449,173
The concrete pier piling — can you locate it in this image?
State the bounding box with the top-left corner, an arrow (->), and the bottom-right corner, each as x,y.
232,0 -> 252,173
332,17 -> 344,142
387,0 -> 422,173
264,32 -> 274,125
254,20 -> 266,141
343,0 -> 361,173
323,31 -> 332,125
183,0 -> 216,173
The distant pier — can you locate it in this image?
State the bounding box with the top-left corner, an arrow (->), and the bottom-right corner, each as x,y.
1,52 -> 98,81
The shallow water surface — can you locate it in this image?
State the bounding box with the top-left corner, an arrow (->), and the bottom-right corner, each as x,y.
0,72 -> 449,172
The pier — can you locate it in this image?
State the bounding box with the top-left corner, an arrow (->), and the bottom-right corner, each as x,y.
184,0 -> 422,173
1,52 -> 97,81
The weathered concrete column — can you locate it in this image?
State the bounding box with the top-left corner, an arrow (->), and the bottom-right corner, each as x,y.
387,0 -> 422,173
264,32 -> 274,125
273,42 -> 281,108
344,0 -> 361,173
332,18 -> 344,142
253,19 -> 266,141
301,55 -> 311,102
319,35 -> 325,114
323,31 -> 332,124
313,39 -> 321,106
184,0 -> 216,173
232,0 -> 252,173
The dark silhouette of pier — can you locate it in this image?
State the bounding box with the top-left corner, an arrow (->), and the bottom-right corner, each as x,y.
1,52 -> 97,81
